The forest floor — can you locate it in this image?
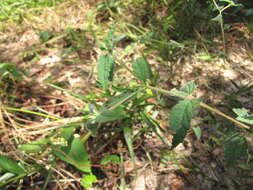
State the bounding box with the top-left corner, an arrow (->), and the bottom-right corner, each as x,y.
0,0 -> 253,189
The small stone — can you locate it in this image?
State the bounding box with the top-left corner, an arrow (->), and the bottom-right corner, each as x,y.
223,69 -> 238,80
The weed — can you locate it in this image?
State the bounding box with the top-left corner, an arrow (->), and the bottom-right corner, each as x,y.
6,28 -> 251,188
0,0 -> 253,189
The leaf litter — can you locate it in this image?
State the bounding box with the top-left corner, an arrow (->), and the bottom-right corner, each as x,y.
0,1 -> 253,189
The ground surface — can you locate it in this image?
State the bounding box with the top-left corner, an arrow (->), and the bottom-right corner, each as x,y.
0,0 -> 253,189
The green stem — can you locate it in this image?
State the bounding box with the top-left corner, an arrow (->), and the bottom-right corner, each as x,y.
2,106 -> 61,120
212,0 -> 227,53
146,85 -> 188,99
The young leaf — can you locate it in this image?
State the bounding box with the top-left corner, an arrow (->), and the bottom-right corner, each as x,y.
169,99 -> 200,131
233,108 -> 253,125
95,106 -> 128,123
233,108 -> 248,117
97,54 -> 114,90
132,57 -> 152,83
53,137 -> 91,173
193,127 -> 202,140
180,81 -> 197,95
0,156 -> 25,175
224,133 -> 247,167
81,173 -> 97,188
105,25 -> 115,53
39,31 -> 50,43
101,155 -> 120,165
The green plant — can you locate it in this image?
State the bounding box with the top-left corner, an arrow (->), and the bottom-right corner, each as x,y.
92,27 -> 252,180
95,26 -> 252,164
6,27 -> 250,188
0,63 -> 22,80
0,63 -> 23,92
0,155 -> 33,188
211,0 -> 240,53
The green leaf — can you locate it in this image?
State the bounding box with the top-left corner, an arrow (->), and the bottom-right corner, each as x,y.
123,126 -> 135,167
0,156 -> 25,175
132,57 -> 152,83
95,106 -> 128,123
39,31 -> 50,43
105,25 -> 115,53
171,127 -> 188,149
224,133 -> 247,167
233,108 -> 248,117
101,155 -> 120,165
170,99 -> 200,148
53,138 -> 90,173
97,54 -> 114,90
236,116 -> 253,125
0,63 -> 15,73
169,99 -> 200,131
61,126 -> 75,141
81,173 -> 97,188
180,81 -> 197,95
104,91 -> 136,109
169,81 -> 197,98
18,138 -> 49,153
233,108 -> 253,125
193,127 -> 202,140
0,63 -> 22,80
0,172 -> 16,183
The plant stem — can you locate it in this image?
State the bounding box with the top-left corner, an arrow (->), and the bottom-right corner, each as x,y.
146,85 -> 250,129
199,102 -> 250,129
212,0 -> 227,53
2,106 -> 61,120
